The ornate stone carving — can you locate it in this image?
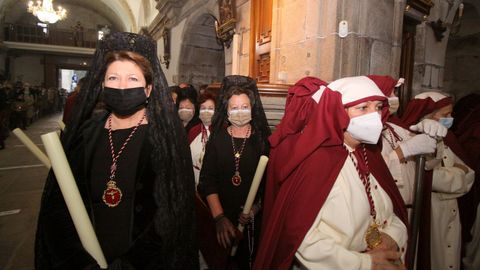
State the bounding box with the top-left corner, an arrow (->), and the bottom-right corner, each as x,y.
215,0 -> 236,48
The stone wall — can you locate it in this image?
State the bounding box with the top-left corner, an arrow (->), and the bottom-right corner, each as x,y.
410,0 -> 463,97
443,3 -> 480,99
155,0 -> 224,87
269,0 -> 404,84
178,13 -> 225,87
10,55 -> 44,85
234,0 -> 252,77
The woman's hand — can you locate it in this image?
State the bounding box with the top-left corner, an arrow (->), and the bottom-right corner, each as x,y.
368,249 -> 406,270
215,215 -> 238,248
371,232 -> 399,252
238,211 -> 253,225
238,203 -> 261,225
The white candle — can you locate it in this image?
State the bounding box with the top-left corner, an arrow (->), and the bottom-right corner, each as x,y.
12,128 -> 51,168
231,155 -> 269,256
41,132 -> 108,269
231,33 -> 240,75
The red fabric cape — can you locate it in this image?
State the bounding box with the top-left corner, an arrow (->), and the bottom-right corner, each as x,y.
367,75 -> 397,96
187,123 -> 202,144
253,77 -> 408,270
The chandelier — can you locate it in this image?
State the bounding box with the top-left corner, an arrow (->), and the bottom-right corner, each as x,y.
27,0 -> 67,24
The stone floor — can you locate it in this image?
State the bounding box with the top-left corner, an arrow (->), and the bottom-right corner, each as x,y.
0,114 -> 62,270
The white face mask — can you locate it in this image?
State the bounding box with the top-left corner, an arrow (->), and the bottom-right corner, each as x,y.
228,109 -> 252,127
388,97 -> 399,115
346,112 -> 383,144
199,109 -> 214,126
178,108 -> 194,123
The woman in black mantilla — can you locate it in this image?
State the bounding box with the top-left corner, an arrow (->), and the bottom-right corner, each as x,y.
35,32 -> 198,270
197,75 -> 270,269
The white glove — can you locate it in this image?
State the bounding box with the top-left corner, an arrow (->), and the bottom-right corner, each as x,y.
398,134 -> 437,158
409,119 -> 448,138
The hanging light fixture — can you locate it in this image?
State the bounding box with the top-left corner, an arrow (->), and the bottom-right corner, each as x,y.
27,0 -> 67,24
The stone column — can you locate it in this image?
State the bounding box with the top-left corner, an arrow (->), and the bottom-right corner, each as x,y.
411,0 -> 462,96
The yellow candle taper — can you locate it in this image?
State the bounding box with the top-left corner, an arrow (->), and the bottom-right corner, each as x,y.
12,128 -> 51,168
41,132 -> 108,269
231,155 -> 269,256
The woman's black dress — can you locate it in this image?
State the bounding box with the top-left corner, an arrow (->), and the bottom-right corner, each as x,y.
198,127 -> 266,269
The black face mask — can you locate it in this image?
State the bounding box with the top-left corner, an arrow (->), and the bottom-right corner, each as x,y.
102,86 -> 148,116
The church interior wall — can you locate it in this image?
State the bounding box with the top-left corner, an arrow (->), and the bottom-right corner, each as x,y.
159,18 -> 187,85
178,13 -> 225,88
443,3 -> 480,100
155,0 -> 225,87
411,0 -> 463,97
4,2 -> 119,32
233,0 -> 251,77
269,0 -> 401,84
2,0 -> 475,100
11,54 -> 44,85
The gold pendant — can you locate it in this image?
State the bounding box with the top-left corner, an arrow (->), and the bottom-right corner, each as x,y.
231,171 -> 242,186
365,222 -> 382,249
102,180 -> 123,207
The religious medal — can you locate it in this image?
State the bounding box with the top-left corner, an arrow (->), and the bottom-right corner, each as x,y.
104,113 -> 146,207
232,171 -> 242,186
229,125 -> 251,188
346,145 -> 383,250
365,222 -> 382,249
102,180 -> 123,207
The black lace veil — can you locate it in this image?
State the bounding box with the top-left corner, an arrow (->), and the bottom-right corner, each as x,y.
210,75 -> 271,154
62,32 -> 197,269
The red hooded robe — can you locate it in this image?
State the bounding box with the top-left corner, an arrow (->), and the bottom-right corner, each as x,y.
254,77 -> 408,270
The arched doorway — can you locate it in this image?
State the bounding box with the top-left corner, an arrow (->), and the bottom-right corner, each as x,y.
178,14 -> 225,88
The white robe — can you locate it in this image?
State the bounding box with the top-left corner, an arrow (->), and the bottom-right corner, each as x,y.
294,148 -> 408,270
430,141 -> 475,270
381,122 -> 416,206
190,126 -> 210,188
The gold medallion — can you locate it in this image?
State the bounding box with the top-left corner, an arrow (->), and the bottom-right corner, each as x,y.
102,180 -> 123,207
365,222 -> 382,249
231,171 -> 242,186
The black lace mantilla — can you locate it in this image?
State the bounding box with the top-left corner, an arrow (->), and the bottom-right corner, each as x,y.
39,31 -> 199,269
101,32 -> 157,60
211,75 -> 271,155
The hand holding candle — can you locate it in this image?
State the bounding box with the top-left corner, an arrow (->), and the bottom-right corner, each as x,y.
231,155 -> 269,256
41,131 -> 108,269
